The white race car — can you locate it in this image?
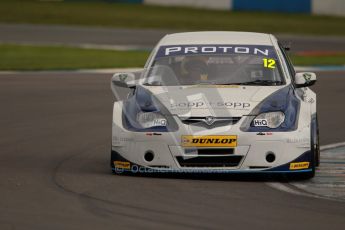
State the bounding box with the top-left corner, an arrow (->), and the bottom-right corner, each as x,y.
111,32 -> 319,178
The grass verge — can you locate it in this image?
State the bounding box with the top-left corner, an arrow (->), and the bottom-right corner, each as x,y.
0,0 -> 345,36
0,44 -> 148,70
0,44 -> 344,71
291,54 -> 345,66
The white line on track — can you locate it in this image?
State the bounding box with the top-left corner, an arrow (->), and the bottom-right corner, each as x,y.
320,142 -> 345,151
266,183 -> 319,198
266,142 -> 345,202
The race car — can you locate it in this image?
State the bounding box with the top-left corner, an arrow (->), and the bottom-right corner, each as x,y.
110,31 -> 319,178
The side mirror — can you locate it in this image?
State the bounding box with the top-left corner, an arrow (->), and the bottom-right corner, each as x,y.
111,72 -> 136,88
295,72 -> 317,88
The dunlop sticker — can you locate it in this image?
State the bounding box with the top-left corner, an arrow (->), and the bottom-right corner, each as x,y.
114,161 -> 130,169
289,162 -> 310,170
181,135 -> 237,147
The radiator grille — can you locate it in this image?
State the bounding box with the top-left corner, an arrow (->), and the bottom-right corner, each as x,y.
176,155 -> 243,168
181,117 -> 241,128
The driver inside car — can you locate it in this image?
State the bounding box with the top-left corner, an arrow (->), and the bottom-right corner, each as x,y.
180,56 -> 209,84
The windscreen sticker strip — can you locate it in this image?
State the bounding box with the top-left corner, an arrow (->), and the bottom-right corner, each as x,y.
155,45 -> 278,59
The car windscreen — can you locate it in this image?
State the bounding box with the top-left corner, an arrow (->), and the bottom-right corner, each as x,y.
144,45 -> 285,86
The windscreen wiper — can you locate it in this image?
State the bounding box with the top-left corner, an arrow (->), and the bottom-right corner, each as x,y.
223,80 -> 283,86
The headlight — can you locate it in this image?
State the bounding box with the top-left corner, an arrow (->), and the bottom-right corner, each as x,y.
137,112 -> 167,128
253,111 -> 285,129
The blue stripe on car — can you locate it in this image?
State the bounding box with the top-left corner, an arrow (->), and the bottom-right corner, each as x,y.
240,85 -> 300,132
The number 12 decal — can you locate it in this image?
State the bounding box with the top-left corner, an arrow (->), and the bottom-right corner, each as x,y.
263,58 -> 276,69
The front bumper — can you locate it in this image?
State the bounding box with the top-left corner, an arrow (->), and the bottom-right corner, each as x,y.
112,102 -> 313,174
111,149 -> 313,174
111,129 -> 313,174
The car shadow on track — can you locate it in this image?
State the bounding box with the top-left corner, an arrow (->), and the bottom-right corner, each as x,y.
111,171 -> 311,182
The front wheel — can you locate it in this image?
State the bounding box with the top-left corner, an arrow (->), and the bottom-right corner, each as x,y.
312,115 -> 320,167
299,115 -> 320,179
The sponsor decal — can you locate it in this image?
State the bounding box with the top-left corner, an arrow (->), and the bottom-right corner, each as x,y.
189,85 -> 240,88
114,161 -> 131,169
113,136 -> 133,142
289,162 -> 310,170
153,118 -> 167,126
253,119 -> 268,127
181,135 -> 237,147
112,136 -> 134,145
170,101 -> 251,109
146,132 -> 162,136
287,137 -> 309,143
155,45 -> 277,59
256,132 -> 273,136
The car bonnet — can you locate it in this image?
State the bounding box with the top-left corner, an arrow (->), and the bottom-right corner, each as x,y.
140,85 -> 286,117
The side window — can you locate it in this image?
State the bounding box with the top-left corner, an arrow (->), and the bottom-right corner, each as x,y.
279,45 -> 296,81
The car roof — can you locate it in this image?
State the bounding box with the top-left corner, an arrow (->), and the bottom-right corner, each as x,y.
158,31 -> 274,46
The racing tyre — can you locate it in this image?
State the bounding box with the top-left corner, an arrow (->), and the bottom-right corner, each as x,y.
303,154 -> 315,179
312,115 -> 320,167
300,116 -> 319,179
315,118 -> 320,167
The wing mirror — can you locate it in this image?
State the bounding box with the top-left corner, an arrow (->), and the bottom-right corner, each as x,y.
111,72 -> 136,89
294,72 -> 317,88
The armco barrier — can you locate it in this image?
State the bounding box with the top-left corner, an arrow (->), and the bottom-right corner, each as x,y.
232,0 -> 311,13
144,0 -> 231,10
65,0 -> 345,17
144,0 -> 344,16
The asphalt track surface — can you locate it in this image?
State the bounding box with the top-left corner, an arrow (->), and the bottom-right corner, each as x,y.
1,23 -> 345,52
1,70 -> 345,230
